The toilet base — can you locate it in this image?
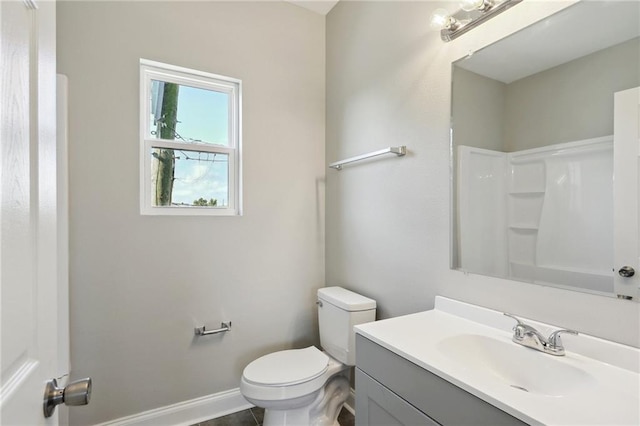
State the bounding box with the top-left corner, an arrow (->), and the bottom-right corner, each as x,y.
262,374 -> 350,426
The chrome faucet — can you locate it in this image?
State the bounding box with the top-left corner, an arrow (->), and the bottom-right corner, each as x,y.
504,313 -> 578,356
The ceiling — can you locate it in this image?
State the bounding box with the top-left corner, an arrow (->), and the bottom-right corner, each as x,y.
457,1 -> 640,83
286,0 -> 339,15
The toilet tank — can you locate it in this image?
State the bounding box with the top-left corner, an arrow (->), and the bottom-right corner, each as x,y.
317,287 -> 376,366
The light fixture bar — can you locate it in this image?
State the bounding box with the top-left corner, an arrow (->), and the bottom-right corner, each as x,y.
440,0 -> 523,42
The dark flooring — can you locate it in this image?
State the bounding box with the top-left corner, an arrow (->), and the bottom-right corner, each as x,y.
193,406 -> 355,426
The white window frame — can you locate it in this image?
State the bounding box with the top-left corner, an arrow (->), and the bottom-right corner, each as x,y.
139,59 -> 242,216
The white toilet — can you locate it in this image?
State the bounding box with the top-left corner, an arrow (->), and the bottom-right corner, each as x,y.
240,286 -> 376,426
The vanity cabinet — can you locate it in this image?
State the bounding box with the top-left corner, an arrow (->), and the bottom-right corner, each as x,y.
355,368 -> 439,425
355,334 -> 527,426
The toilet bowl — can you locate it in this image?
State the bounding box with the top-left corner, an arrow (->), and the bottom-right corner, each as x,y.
240,347 -> 350,425
240,287 -> 376,426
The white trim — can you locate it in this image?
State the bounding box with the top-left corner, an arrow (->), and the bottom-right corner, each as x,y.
144,139 -> 234,153
91,388 -> 252,426
140,59 -> 241,86
56,74 -> 71,379
0,359 -> 39,404
144,69 -> 235,98
23,0 -> 38,10
139,59 -> 242,216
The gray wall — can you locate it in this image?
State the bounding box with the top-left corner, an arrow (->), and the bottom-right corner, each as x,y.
504,37 -> 640,151
326,0 -> 639,346
452,37 -> 640,153
452,67 -> 506,151
57,2 -> 325,424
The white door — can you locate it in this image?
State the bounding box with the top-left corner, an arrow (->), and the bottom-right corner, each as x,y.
1,0 -> 60,425
613,87 -> 640,300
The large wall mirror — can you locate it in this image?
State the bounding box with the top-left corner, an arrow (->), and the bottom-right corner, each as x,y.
451,1 -> 639,300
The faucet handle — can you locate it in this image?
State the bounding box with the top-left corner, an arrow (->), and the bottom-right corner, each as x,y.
503,313 -> 528,339
548,328 -> 578,349
503,313 -> 545,340
503,313 -> 525,326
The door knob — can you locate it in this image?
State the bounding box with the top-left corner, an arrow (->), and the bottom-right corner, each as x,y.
618,266 -> 635,278
43,377 -> 92,418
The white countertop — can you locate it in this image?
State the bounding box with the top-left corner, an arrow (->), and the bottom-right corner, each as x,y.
355,296 -> 640,426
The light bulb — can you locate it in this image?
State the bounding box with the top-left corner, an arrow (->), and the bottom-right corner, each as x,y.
429,8 -> 455,30
460,0 -> 491,12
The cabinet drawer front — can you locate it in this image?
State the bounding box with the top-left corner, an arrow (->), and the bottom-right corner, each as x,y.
356,335 -> 527,426
356,369 -> 440,426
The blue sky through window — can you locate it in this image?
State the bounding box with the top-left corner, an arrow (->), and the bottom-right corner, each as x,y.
174,85 -> 229,145
172,150 -> 229,206
150,81 -> 231,206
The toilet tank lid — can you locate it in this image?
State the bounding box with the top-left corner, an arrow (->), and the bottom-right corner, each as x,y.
318,287 -> 376,311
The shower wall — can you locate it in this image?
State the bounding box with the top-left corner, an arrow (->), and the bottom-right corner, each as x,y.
458,137 -> 614,294
457,146 -> 507,277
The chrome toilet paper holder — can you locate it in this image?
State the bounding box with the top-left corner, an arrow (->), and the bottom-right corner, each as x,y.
194,321 -> 231,336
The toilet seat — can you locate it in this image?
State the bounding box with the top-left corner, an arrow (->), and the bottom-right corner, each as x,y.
243,346 -> 329,386
240,348 -> 348,405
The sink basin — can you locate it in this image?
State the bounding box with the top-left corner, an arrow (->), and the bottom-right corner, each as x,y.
437,334 -> 596,397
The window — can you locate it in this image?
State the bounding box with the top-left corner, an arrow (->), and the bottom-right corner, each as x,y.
140,59 -> 241,215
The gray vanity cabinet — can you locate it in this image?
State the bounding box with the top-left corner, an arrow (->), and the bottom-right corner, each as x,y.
355,334 -> 528,426
355,368 -> 439,425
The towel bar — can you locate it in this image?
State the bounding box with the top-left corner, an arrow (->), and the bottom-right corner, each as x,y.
329,146 -> 406,170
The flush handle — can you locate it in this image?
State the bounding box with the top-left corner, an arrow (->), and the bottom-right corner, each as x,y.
43,377 -> 92,418
618,266 -> 635,278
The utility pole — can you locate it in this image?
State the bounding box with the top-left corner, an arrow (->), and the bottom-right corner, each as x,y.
154,83 -> 179,206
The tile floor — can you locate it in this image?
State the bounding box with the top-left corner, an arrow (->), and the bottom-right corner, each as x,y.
193,406 -> 355,426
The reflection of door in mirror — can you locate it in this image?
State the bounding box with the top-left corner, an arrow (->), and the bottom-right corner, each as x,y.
451,1 -> 640,300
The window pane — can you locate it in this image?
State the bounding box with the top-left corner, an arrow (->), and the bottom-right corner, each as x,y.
149,80 -> 229,146
150,147 -> 229,208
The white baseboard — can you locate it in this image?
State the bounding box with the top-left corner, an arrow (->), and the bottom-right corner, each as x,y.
344,387 -> 356,415
93,388 -> 253,426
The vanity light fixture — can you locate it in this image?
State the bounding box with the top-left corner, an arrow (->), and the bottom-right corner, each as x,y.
460,0 -> 493,12
429,8 -> 461,32
430,0 -> 522,42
